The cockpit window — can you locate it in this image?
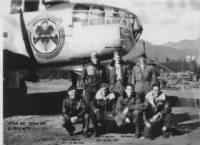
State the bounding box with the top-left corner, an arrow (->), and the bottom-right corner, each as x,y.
73,4 -> 90,26
133,18 -> 140,30
132,16 -> 143,41
119,12 -> 142,42
10,0 -> 23,14
119,10 -> 129,18
89,5 -> 105,25
74,4 -> 90,11
10,0 -> 40,13
105,8 -> 120,24
120,11 -> 134,27
24,0 -> 39,12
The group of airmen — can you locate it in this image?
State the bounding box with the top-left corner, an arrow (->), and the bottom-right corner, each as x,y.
62,52 -> 172,139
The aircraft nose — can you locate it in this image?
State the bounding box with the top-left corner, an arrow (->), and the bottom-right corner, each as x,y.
120,30 -> 136,54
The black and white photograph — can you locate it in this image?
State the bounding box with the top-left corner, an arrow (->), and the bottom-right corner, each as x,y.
2,0 -> 200,145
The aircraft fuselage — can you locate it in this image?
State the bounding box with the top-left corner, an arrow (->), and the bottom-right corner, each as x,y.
3,2 -> 143,68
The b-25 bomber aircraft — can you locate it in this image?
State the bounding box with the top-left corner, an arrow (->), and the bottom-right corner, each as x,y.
3,0 -> 143,91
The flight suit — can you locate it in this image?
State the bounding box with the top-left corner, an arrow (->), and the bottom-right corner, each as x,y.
81,63 -> 107,132
115,92 -> 145,136
143,91 -> 172,138
91,89 -> 117,134
62,96 -> 88,135
131,64 -> 158,101
107,60 -> 128,95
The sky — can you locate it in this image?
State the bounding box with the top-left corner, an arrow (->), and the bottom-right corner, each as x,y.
71,0 -> 200,45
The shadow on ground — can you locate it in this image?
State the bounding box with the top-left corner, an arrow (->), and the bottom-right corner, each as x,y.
169,113 -> 200,136
167,95 -> 200,107
4,89 -> 200,121
3,88 -> 200,141
3,89 -> 67,117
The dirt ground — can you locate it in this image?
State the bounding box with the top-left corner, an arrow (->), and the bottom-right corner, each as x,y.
3,79 -> 200,145
3,112 -> 200,145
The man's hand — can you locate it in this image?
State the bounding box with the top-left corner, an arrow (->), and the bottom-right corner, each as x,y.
125,117 -> 131,123
123,108 -> 129,115
145,121 -> 151,128
108,113 -> 113,117
150,113 -> 162,122
94,109 -> 100,114
70,116 -> 78,123
108,93 -> 115,100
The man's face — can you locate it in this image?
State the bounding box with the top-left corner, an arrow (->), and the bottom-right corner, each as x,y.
91,56 -> 98,65
114,55 -> 121,64
138,57 -> 146,65
152,86 -> 160,97
68,90 -> 76,99
101,87 -> 108,96
125,86 -> 134,97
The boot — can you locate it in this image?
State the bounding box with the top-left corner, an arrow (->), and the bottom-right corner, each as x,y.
63,122 -> 75,136
82,129 -> 89,138
162,126 -> 169,138
135,126 -> 141,138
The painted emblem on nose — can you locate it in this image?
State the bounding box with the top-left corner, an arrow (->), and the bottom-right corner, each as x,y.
28,15 -> 65,59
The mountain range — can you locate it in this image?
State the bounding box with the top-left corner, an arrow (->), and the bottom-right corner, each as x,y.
25,39 -> 199,79
124,39 -> 200,62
